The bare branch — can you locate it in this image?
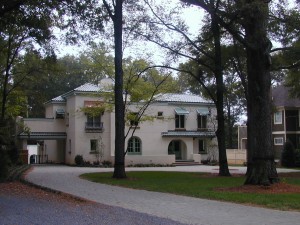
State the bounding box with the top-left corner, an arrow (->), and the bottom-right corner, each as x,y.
102,0 -> 115,21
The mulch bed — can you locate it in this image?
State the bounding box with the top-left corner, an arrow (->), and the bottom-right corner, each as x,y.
0,181 -> 94,206
216,182 -> 300,194
216,172 -> 300,194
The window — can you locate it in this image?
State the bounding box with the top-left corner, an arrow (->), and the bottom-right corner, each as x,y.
87,115 -> 101,127
174,108 -> 189,129
175,114 -> 185,129
274,137 -> 283,145
197,115 -> 207,129
127,137 -> 141,154
128,112 -> 139,127
157,111 -> 163,118
56,108 -> 65,119
90,139 -> 97,152
274,111 -> 282,124
86,115 -> 103,129
197,107 -> 209,129
199,140 -> 206,153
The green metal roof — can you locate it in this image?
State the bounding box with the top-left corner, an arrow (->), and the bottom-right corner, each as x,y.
18,132 -> 67,140
174,108 -> 189,115
197,107 -> 210,115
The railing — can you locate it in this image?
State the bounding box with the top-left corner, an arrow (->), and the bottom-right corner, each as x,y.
85,122 -> 104,132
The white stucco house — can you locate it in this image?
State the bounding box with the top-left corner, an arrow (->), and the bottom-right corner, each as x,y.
18,79 -> 218,165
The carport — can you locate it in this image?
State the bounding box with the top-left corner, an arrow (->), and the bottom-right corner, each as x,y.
18,132 -> 67,164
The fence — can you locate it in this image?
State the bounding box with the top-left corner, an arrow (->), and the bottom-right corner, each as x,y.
226,149 -> 247,165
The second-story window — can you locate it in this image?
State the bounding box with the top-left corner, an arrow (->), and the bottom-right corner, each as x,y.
86,114 -> 102,128
174,108 -> 189,129
175,114 -> 185,129
197,108 -> 209,130
274,111 -> 282,124
197,115 -> 207,129
129,112 -> 139,127
56,108 -> 65,119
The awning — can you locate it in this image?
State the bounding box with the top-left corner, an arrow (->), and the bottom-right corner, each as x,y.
56,108 -> 65,114
18,132 -> 67,140
174,108 -> 189,115
56,109 -> 65,118
197,107 -> 210,116
161,131 -> 215,138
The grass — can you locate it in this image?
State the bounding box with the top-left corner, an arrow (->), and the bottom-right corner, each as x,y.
80,171 -> 300,211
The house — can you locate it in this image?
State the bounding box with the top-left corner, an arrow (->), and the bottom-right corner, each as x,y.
18,78 -> 218,165
236,85 -> 300,160
272,85 -> 300,158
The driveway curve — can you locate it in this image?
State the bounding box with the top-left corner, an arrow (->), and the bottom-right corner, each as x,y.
25,165 -> 300,225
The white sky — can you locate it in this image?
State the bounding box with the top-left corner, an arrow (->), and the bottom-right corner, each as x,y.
54,0 -> 298,61
54,0 -> 205,65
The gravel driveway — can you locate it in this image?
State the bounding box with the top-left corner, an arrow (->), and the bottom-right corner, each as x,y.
23,165 -> 300,225
0,182 -> 186,225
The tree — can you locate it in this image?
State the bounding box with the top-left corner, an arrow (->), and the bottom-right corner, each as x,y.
79,57 -> 176,177
102,0 -> 126,178
0,0 -> 108,181
0,0 -> 108,121
181,0 -> 281,184
242,1 -> 279,185
268,1 -> 300,97
137,0 -> 231,176
13,43 -> 116,118
11,50 -> 56,118
79,42 -> 115,84
272,40 -> 300,97
122,59 -> 179,144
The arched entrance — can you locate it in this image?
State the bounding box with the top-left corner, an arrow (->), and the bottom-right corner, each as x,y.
168,140 -> 187,160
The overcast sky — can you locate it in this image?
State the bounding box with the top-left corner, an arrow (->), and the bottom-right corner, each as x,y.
54,0 -> 204,65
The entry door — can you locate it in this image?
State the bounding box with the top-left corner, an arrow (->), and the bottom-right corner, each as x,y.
174,141 -> 181,160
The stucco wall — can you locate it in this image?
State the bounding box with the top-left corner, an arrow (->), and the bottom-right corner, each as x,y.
24,118 -> 65,133
65,95 -> 113,164
21,90 -> 218,165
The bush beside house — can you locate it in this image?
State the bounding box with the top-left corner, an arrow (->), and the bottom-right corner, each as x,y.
281,141 -> 300,168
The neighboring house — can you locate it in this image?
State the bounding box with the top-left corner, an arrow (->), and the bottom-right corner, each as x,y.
18,78 -> 218,165
272,85 -> 300,158
238,126 -> 247,150
237,85 -> 300,160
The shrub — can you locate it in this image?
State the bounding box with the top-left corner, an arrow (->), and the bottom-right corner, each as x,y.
281,141 -> 296,168
93,161 -> 100,166
0,150 -> 9,182
102,160 -> 112,167
295,149 -> 300,168
127,163 -> 174,167
74,155 -> 84,166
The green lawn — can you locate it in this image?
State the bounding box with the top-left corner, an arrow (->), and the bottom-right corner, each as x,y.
80,171 -> 300,211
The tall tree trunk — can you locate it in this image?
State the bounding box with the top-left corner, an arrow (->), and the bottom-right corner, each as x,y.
112,0 -> 126,178
243,0 -> 278,185
211,8 -> 230,176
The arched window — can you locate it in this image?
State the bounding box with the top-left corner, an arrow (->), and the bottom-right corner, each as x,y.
127,137 -> 141,155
